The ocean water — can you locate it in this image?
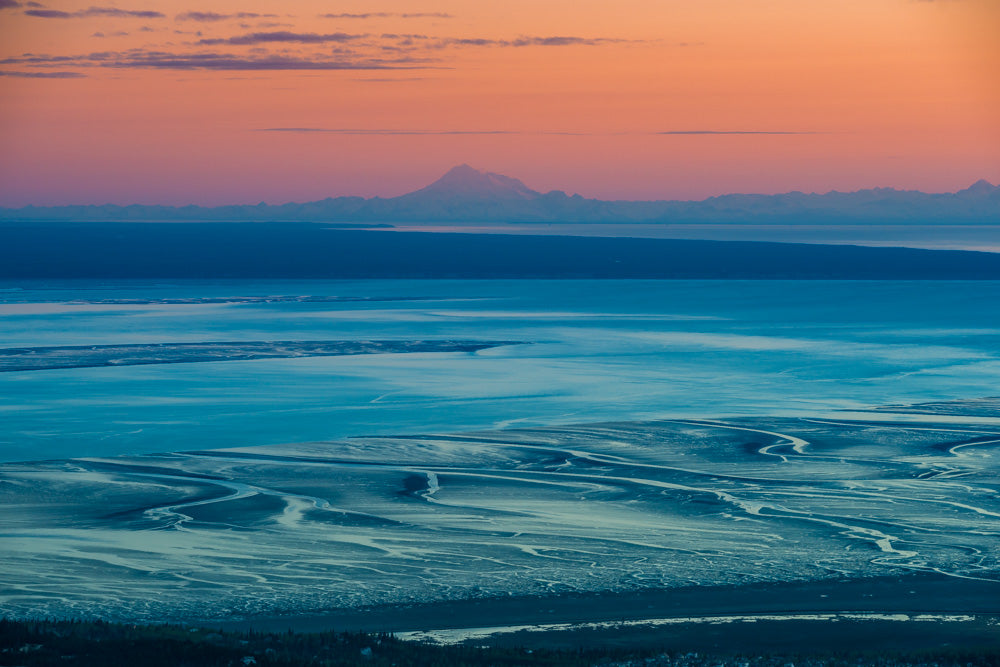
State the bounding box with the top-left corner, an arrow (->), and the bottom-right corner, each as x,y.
1,279 -> 1000,463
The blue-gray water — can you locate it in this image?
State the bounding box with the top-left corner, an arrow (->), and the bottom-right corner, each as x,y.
389,224 -> 1000,253
2,279 -> 999,463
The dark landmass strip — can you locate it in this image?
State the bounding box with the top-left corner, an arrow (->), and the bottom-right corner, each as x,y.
1,165 -> 997,224
61,296 -> 441,305
214,574 -> 1000,637
5,224 -> 1000,279
2,617 -> 998,667
0,340 -> 517,372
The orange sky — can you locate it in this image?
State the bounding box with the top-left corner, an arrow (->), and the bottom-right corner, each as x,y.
0,0 -> 998,205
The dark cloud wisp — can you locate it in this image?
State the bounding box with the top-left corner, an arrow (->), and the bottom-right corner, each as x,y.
176,11 -> 277,22
419,35 -> 636,49
0,69 -> 86,77
1,51 -> 423,71
25,6 -> 165,18
198,31 -> 365,46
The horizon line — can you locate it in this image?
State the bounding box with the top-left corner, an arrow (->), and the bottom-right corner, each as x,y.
0,174 -> 994,210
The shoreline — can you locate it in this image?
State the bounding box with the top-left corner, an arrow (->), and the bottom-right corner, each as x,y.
208,573 -> 1000,636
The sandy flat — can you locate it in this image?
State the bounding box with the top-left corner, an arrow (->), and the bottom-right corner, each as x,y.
2,409 -> 999,626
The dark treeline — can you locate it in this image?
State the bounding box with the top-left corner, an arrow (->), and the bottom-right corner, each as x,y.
2,618 -> 999,667
5,223 -> 1000,279
4,619 -> 624,667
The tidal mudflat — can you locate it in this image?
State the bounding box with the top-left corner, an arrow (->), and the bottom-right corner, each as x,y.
0,340 -> 516,373
2,280 -> 999,643
2,403 -> 998,626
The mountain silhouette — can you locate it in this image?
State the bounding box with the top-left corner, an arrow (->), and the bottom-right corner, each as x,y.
1,166 -> 997,224
960,179 -> 1000,198
402,164 -> 540,200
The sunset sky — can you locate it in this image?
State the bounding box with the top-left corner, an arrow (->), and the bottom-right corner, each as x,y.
1,0 -> 998,206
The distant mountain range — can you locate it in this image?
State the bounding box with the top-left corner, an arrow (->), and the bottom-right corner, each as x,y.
3,165 -> 998,224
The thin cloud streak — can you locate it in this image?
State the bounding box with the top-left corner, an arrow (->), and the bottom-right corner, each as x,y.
0,70 -> 86,77
320,12 -> 452,19
658,130 -> 820,135
431,36 -> 635,48
0,51 -> 425,71
24,6 -> 165,18
193,31 -> 624,48
105,55 -> 418,71
198,31 -> 365,46
256,128 -> 577,135
176,11 -> 278,22
256,128 -> 819,136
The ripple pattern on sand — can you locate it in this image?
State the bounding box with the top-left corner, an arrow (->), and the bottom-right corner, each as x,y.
1,411 -> 999,621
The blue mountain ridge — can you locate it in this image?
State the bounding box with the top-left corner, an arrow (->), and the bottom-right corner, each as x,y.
2,164 -> 998,224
